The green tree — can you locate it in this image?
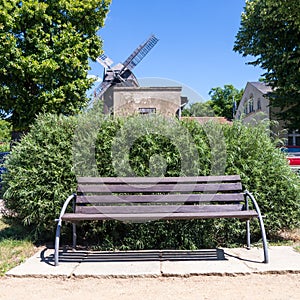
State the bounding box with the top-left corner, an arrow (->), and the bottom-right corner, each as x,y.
0,0 -> 111,138
208,85 -> 243,120
182,101 -> 215,117
0,118 -> 11,151
233,0 -> 300,130
0,119 -> 11,141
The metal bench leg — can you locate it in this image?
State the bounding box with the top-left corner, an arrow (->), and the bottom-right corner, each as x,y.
257,211 -> 269,263
54,220 -> 62,266
246,220 -> 251,249
245,190 -> 269,263
54,194 -> 76,266
72,223 -> 77,250
245,196 -> 251,249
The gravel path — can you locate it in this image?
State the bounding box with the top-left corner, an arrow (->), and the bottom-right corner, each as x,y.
1,273 -> 300,300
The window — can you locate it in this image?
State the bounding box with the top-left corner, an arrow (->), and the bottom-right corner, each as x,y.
287,130 -> 300,146
243,97 -> 255,115
243,103 -> 248,114
138,108 -> 156,115
257,98 -> 261,110
248,97 -> 254,113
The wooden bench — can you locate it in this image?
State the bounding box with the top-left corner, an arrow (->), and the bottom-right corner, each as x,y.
54,175 -> 269,265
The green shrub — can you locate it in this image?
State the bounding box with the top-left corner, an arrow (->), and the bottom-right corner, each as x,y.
99,115 -> 202,177
223,121 -> 300,237
2,113 -> 299,247
3,114 -> 77,238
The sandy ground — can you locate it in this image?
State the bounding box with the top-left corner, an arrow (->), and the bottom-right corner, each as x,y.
1,273 -> 300,300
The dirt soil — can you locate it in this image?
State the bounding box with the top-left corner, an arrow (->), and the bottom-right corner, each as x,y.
1,273 -> 300,300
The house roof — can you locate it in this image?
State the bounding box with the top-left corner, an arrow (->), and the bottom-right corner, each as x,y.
181,117 -> 232,124
249,82 -> 273,94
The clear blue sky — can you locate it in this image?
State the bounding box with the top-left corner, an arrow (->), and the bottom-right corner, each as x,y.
89,0 -> 263,103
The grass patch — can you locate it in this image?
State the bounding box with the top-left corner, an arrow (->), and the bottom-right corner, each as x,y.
269,228 -> 300,251
0,218 -> 36,276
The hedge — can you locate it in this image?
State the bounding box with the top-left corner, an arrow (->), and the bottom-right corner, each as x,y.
2,112 -> 299,247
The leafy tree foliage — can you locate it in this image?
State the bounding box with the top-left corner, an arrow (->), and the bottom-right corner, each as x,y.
208,85 -> 243,120
0,0 -> 111,134
0,119 -> 11,142
0,119 -> 11,151
182,85 -> 243,119
234,0 -> 300,130
182,102 -> 214,117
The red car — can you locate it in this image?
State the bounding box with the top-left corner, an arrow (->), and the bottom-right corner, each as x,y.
287,157 -> 300,166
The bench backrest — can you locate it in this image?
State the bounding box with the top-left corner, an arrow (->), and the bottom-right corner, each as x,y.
75,175 -> 244,213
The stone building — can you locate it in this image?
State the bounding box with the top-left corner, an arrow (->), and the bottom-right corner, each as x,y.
235,82 -> 273,123
235,82 -> 300,147
103,85 -> 188,118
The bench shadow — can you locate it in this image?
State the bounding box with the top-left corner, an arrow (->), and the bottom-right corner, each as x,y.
41,248 -> 227,266
224,250 -> 266,264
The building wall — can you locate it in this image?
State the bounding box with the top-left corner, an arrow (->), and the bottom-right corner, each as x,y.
109,86 -> 182,117
235,82 -> 271,124
234,82 -> 300,146
103,86 -> 114,115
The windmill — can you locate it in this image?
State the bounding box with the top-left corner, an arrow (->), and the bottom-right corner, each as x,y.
93,34 -> 159,102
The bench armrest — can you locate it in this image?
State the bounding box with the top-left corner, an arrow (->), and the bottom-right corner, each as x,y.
55,193 -> 77,226
244,190 -> 262,215
54,193 -> 76,266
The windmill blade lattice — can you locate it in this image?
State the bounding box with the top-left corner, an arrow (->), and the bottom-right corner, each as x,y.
121,35 -> 159,72
93,34 -> 159,102
93,80 -> 112,100
96,54 -> 114,69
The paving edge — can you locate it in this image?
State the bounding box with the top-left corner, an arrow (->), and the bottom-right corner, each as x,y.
4,269 -> 300,279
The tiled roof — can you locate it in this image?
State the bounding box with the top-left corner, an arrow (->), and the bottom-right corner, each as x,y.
181,117 -> 232,124
249,82 -> 273,94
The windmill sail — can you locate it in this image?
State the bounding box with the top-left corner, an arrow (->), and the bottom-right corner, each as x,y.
122,35 -> 159,71
96,54 -> 114,69
93,34 -> 159,101
93,80 -> 112,101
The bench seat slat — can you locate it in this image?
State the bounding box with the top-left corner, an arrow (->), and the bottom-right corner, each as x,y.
75,204 -> 245,214
77,175 -> 242,185
76,193 -> 245,204
62,210 -> 258,222
77,182 -> 243,194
